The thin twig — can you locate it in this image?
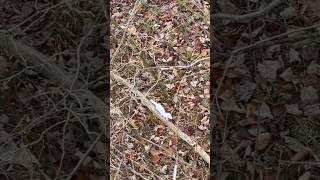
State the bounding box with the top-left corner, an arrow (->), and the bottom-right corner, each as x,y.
70,28 -> 93,91
158,57 -> 209,70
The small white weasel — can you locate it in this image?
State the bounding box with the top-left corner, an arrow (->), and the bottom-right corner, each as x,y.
150,99 -> 172,120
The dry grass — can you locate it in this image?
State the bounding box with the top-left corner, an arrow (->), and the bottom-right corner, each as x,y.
111,0 -> 210,179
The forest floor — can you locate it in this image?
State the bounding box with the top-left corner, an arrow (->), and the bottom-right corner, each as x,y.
110,0 -> 210,179
0,0 -> 108,179
212,0 -> 320,179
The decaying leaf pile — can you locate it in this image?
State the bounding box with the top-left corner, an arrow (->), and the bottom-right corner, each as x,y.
213,0 -> 320,179
0,0 -> 108,179
111,0 -> 210,179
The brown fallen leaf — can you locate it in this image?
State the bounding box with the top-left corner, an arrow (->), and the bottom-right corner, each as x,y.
127,26 -> 138,36
301,44 -> 319,60
153,124 -> 166,133
300,86 -> 319,104
286,104 -> 303,115
221,98 -> 245,113
307,61 -> 320,75
291,148 -> 310,162
149,149 -> 162,164
255,132 -> 272,151
280,7 -> 297,19
194,36 -> 202,50
249,127 -> 267,137
258,61 -> 281,82
288,48 -> 301,63
283,136 -> 306,152
280,67 -> 298,83
234,80 -> 256,102
303,104 -> 320,116
239,116 -> 257,126
258,103 -> 274,119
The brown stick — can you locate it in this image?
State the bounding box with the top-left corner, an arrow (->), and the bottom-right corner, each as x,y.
111,72 -> 210,164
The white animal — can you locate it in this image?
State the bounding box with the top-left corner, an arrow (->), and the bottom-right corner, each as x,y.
150,99 -> 172,120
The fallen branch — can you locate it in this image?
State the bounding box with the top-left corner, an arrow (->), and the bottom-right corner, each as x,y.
110,71 -> 210,164
212,0 -> 283,23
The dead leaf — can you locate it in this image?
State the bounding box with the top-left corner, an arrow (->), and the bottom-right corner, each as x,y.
286,104 -> 303,115
226,64 -> 249,78
153,124 -> 165,133
194,36 -> 202,50
258,103 -> 274,119
301,44 -> 319,61
226,54 -> 249,78
291,148 -> 310,161
249,127 -> 267,136
300,86 -> 319,104
280,7 -> 297,18
283,136 -> 306,152
239,116 -> 257,126
190,80 -> 198,87
198,124 -> 207,131
266,45 -> 281,59
165,83 -> 175,90
160,12 -> 173,21
221,98 -> 245,113
246,103 -> 258,117
288,48 -> 301,63
127,26 -> 138,36
234,80 -> 256,102
160,165 -> 168,174
149,149 -> 162,164
255,132 -> 272,151
0,115 -> 9,128
200,49 -> 209,57
219,89 -> 233,101
258,61 -> 281,82
307,61 -> 320,75
280,68 -> 298,83
303,104 -> 320,116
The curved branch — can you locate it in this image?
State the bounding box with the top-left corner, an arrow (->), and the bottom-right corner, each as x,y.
212,0 -> 283,23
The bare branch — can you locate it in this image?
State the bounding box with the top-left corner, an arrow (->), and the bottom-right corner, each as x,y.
212,0 -> 284,23
111,71 -> 210,164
